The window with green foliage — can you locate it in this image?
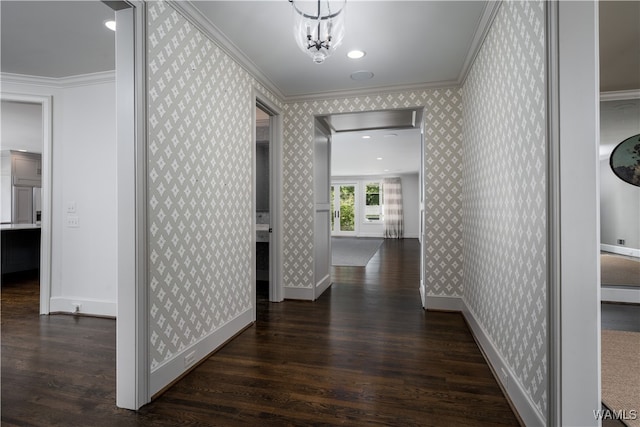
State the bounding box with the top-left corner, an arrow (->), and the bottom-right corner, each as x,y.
365,182 -> 382,221
339,185 -> 355,231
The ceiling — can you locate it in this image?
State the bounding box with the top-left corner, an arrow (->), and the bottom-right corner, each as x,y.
0,1 -> 116,78
1,1 -> 638,176
331,127 -> 421,177
188,1 -> 489,98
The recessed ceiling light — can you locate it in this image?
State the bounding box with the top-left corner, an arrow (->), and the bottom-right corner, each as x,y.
347,50 -> 366,59
376,157 -> 383,160
350,70 -> 374,81
384,133 -> 398,138
104,20 -> 116,31
362,135 -> 371,139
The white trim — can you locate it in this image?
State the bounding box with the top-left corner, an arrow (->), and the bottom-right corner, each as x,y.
0,92 -> 53,315
49,296 -> 116,317
545,1 -> 561,424
1,71 -> 115,89
421,295 -> 548,425
166,2 -> 499,102
168,1 -> 284,101
284,286 -> 314,301
462,303 -> 547,427
601,244 -> 640,258
458,0 -> 502,86
149,309 -> 253,395
601,287 -> 640,304
424,295 -> 463,311
556,3 -> 601,426
284,80 -> 459,103
115,2 -> 149,411
253,89 -> 285,303
315,273 -> 331,299
600,89 -> 640,102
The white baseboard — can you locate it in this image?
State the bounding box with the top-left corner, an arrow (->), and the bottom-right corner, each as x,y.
315,274 -> 331,300
601,244 -> 640,258
284,285 -> 314,301
424,294 -> 463,311
149,309 -> 253,396
601,286 -> 640,304
462,302 -> 546,427
49,296 -> 116,317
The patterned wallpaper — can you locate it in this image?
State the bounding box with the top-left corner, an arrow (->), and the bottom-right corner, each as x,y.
146,1 -> 280,371
283,89 -> 463,296
462,0 -> 547,416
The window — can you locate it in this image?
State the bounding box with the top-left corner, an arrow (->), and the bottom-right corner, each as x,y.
364,182 -> 382,222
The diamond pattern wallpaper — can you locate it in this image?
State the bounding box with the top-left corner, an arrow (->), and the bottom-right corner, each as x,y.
146,1 -> 280,372
145,1 -> 548,415
283,89 -> 463,296
462,1 -> 547,416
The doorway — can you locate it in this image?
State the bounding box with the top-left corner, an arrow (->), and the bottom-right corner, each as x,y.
254,96 -> 283,305
317,109 -> 424,300
0,96 -> 51,314
255,105 -> 271,303
330,183 -> 357,236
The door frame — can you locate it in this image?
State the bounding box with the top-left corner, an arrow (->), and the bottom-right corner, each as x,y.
253,90 -> 283,304
113,0 -> 149,410
0,93 -> 52,315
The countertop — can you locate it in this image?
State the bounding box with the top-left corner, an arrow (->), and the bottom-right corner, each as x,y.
1,223 -> 42,231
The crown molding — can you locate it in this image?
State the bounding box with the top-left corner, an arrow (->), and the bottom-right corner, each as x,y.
166,1 -> 470,104
600,89 -> 640,101
1,71 -> 116,89
168,1 -> 285,102
283,80 -> 460,104
457,1 -> 502,86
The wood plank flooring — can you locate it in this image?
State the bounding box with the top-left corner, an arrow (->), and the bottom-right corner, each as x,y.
2,239 -> 520,426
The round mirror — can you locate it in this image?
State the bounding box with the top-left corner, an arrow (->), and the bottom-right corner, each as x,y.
610,133 -> 640,187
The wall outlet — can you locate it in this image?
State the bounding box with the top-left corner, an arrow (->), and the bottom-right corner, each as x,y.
67,215 -> 79,227
184,351 -> 197,368
71,302 -> 82,314
617,239 -> 625,245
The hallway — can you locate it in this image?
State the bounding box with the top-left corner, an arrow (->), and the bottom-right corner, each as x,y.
2,239 -> 519,426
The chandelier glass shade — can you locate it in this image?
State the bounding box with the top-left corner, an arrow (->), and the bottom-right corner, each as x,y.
290,0 -> 346,64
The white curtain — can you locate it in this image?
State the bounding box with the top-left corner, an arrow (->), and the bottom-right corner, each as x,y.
382,177 -> 403,238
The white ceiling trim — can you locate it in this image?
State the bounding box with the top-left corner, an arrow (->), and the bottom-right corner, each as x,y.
600,89 -> 640,101
283,79 -> 460,103
175,1 -> 499,102
457,0 -> 503,86
1,71 -> 116,89
169,1 -> 286,101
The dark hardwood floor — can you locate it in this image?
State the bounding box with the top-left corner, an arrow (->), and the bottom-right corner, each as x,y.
2,239 -> 519,426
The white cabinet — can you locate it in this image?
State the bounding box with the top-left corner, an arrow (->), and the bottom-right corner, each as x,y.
12,151 -> 42,187
12,186 -> 33,224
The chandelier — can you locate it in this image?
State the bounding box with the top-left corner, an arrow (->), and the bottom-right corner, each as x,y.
289,0 -> 346,64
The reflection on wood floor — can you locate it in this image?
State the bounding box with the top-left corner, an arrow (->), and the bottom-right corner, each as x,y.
2,239 -> 519,426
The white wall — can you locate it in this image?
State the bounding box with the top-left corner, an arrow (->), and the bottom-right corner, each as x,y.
331,173 -> 419,238
600,99 -> 640,253
1,73 -> 118,316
